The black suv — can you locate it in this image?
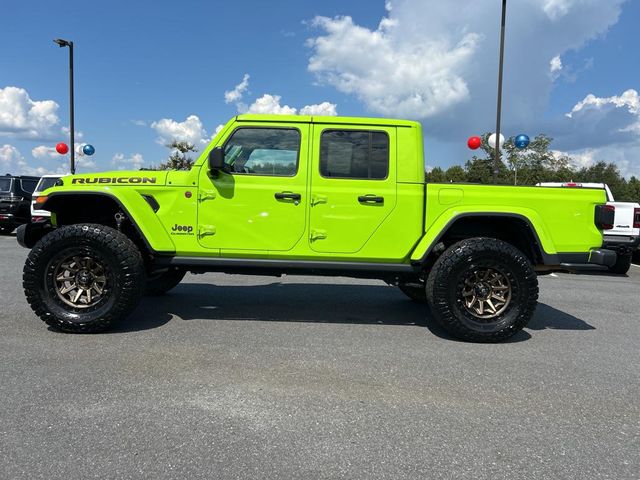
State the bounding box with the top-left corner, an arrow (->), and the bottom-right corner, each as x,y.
0,175 -> 39,235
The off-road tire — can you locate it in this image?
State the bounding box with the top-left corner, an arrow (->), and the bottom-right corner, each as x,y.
145,268 -> 186,296
608,253 -> 632,275
425,237 -> 538,343
398,283 -> 427,303
23,223 -> 145,333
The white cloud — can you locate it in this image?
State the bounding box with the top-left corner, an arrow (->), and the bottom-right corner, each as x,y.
299,102 -> 338,116
0,143 -> 67,175
553,89 -> 640,177
543,0 -> 574,20
224,74 -> 250,104
246,94 -> 297,115
307,0 -> 623,126
150,115 -> 209,146
0,86 -> 60,140
550,55 -> 563,75
111,153 -> 145,171
243,94 -> 339,117
307,14 -> 479,118
566,89 -> 639,119
32,145 -> 59,159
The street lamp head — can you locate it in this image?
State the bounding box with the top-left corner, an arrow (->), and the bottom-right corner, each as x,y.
53,38 -> 71,47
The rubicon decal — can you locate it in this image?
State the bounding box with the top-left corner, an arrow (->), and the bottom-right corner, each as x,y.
71,177 -> 157,184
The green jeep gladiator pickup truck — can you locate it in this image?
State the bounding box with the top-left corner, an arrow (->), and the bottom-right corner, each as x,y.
18,114 -> 616,342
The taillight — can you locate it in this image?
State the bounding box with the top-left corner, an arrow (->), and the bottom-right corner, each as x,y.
562,182 -> 582,187
634,207 -> 640,229
595,204 -> 615,230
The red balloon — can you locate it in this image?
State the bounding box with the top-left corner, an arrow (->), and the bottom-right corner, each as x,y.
467,136 -> 482,150
55,142 -> 69,155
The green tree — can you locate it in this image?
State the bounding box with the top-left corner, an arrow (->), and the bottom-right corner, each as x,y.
158,140 -> 197,170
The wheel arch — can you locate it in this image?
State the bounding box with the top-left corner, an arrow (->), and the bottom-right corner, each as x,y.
411,212 -> 558,266
42,191 -> 175,255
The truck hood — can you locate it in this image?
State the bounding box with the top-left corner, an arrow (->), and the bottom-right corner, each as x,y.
61,170 -> 168,187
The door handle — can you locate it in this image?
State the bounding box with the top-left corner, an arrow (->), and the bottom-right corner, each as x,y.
275,192 -> 301,201
358,195 -> 384,204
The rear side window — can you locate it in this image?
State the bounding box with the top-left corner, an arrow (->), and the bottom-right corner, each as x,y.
0,178 -> 11,192
20,179 -> 37,193
320,130 -> 389,180
224,128 -> 300,176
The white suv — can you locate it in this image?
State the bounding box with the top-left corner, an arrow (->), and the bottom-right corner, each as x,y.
30,175 -> 64,222
537,182 -> 639,274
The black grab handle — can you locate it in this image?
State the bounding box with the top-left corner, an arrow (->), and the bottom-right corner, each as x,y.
358,195 -> 384,204
274,192 -> 301,201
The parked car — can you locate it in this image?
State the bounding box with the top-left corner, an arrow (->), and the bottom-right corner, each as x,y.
0,174 -> 39,235
18,114 -> 616,342
537,182 -> 639,273
31,175 -> 63,222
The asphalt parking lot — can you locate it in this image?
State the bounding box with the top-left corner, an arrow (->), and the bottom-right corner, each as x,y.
0,234 -> 638,480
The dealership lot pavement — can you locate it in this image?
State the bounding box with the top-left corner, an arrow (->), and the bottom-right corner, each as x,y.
0,234 -> 638,480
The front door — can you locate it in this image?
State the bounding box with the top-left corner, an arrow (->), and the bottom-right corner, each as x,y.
308,125 -> 397,253
197,125 -> 308,251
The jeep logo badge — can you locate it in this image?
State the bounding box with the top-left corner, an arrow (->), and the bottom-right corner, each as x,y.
171,224 -> 194,235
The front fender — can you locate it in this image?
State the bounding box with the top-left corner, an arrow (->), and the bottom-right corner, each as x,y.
43,189 -> 176,254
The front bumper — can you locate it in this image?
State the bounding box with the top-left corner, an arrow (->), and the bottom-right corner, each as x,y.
558,248 -> 617,272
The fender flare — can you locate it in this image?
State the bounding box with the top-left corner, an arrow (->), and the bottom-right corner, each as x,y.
410,212 -> 560,265
42,191 -> 175,254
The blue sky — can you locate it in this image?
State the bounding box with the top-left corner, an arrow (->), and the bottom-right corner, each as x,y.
1,0 -> 639,177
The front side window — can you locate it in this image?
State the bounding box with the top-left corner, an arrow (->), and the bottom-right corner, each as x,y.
224,128 -> 300,176
320,130 -> 389,180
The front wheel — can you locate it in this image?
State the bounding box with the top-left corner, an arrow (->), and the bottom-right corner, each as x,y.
23,224 -> 145,333
426,238 -> 538,343
608,253 -> 632,275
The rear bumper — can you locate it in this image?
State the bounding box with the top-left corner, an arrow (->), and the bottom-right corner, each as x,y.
603,234 -> 640,254
558,248 -> 617,272
0,213 -> 26,228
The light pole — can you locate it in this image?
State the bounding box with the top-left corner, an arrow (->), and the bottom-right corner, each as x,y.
493,0 -> 507,184
53,38 -> 75,174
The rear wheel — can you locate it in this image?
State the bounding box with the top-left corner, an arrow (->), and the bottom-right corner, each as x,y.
398,282 -> 427,303
426,237 -> 538,343
0,226 -> 13,235
23,224 -> 145,333
609,253 -> 632,274
145,268 -> 186,296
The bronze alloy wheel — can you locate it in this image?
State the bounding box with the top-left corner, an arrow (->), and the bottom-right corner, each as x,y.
53,254 -> 109,309
460,267 -> 512,320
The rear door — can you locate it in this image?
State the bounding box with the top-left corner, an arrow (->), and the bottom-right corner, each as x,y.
308,125 -> 397,253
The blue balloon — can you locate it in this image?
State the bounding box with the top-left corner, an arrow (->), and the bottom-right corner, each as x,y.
514,134 -> 530,149
82,144 -> 95,156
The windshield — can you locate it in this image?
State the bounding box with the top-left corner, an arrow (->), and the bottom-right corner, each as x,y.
0,178 -> 11,192
36,177 -> 60,192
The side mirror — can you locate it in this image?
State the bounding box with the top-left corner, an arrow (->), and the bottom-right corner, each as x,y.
208,147 -> 225,171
